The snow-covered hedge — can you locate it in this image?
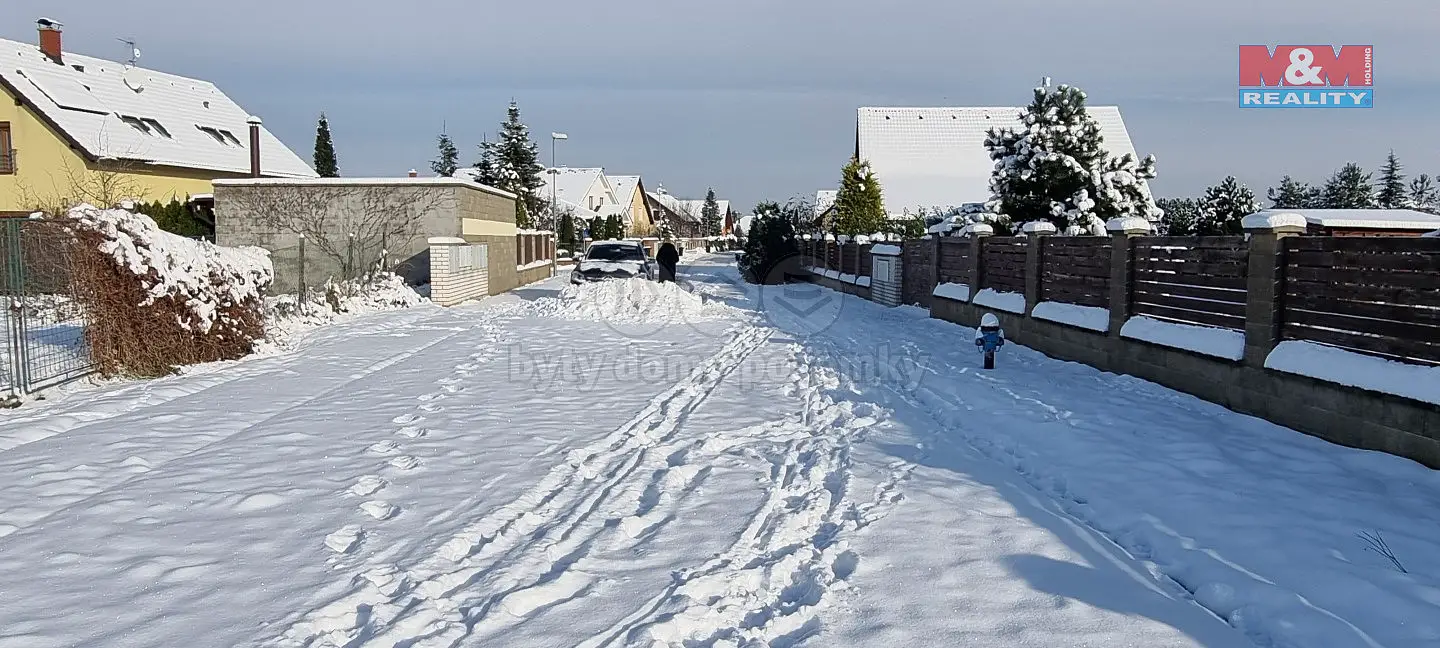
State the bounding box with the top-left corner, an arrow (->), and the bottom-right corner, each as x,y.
64,204 -> 273,376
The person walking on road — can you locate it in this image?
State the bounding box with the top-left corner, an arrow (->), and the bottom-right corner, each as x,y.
656,241 -> 680,283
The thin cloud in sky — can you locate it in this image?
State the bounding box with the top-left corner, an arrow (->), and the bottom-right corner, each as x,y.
2,1 -> 1436,208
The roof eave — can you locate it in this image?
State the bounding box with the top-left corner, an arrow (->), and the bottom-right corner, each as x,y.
0,72 -> 100,164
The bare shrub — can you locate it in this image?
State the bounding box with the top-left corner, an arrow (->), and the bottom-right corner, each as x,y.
62,205 -> 272,377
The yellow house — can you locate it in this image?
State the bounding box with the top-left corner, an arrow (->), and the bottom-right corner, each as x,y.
606,175 -> 655,235
0,18 -> 316,216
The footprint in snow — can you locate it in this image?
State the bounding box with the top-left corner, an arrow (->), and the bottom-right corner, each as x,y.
389,455 -> 422,471
360,500 -> 399,520
417,392 -> 444,402
392,413 -> 424,425
418,402 -> 444,413
396,426 -> 429,439
368,440 -> 401,455
348,475 -> 388,497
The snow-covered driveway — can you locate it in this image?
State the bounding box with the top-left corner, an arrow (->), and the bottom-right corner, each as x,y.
1,254 -> 1435,648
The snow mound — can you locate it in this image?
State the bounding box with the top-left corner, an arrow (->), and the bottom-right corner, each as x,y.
533,279 -> 736,324
261,273 -> 427,352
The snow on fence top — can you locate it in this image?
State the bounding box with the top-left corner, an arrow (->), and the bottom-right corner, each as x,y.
1241,211 -> 1308,231
870,244 -> 903,256
67,205 -> 273,334
1105,217 -> 1152,234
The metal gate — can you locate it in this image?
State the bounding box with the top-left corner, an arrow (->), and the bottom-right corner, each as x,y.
2,218 -> 95,396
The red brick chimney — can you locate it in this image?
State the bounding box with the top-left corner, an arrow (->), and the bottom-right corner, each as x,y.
37,18 -> 63,64
408,169 -> 418,178
246,116 -> 262,177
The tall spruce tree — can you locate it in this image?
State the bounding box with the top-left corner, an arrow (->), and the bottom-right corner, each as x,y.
1410,174 -> 1438,214
1197,176 -> 1260,235
313,113 -> 339,177
1155,197 -> 1200,235
1268,175 -> 1318,208
472,134 -> 499,186
1375,150 -> 1408,208
701,188 -> 722,236
431,133 -> 459,177
1322,162 -> 1376,208
832,157 -> 887,236
985,80 -> 1159,231
489,101 -> 547,227
557,212 -> 578,253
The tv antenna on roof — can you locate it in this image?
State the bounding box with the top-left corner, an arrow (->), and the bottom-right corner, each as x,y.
117,38 -> 140,67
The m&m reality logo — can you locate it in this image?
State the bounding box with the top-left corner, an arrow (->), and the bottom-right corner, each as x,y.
1238,45 -> 1373,108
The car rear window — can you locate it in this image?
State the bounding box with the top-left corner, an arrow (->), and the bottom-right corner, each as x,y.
586,244 -> 645,261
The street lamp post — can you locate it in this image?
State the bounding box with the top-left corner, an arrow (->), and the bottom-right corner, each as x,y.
550,132 -> 568,233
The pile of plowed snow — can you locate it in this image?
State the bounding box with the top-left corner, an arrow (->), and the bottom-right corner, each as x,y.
532,278 -> 736,324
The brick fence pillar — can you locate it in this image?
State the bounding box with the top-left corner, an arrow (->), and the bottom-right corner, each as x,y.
1106,218 -> 1152,337
428,236 -> 465,306
1241,213 -> 1306,367
1022,221 -> 1057,314
967,223 -> 994,303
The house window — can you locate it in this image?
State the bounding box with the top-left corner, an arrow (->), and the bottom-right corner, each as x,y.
0,122 -> 13,174
143,118 -> 171,138
197,126 -> 227,145
120,115 -> 152,135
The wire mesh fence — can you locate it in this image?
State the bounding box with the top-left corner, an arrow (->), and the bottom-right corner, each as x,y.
2,218 -> 96,396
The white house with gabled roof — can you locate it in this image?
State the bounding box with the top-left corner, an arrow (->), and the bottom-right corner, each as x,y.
539,167 -> 620,216
0,18 -> 316,215
855,106 -> 1139,217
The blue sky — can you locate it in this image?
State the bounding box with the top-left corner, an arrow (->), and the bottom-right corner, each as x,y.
4,1 -> 1437,211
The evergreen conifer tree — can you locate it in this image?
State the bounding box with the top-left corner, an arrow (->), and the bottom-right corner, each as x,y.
701,188 -> 722,236
431,133 -> 459,177
832,157 -> 887,235
1155,197 -> 1200,235
557,212 -> 578,254
313,113 -> 339,177
1197,176 -> 1260,235
1322,163 -> 1376,208
1375,150 -> 1408,208
1267,176 -> 1317,208
985,80 -> 1160,230
657,217 -> 676,241
1409,174 -> 1438,214
490,101 -> 547,227
472,135 -> 499,186
739,211 -> 799,284
604,214 -> 623,239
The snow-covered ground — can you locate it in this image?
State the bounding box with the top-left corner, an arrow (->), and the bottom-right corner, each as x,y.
1,255 -> 1437,648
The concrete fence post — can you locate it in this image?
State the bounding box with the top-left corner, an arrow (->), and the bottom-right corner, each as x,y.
1105,217 -> 1153,337
932,233 -> 942,292
1241,213 -> 1306,367
1022,221 -> 1057,314
967,224 -> 994,303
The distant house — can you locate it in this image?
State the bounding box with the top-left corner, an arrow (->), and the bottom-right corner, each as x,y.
1252,209 -> 1440,237
645,184 -> 730,237
855,106 -> 1139,217
538,167 -> 620,216
605,174 -> 655,234
0,18 -> 316,217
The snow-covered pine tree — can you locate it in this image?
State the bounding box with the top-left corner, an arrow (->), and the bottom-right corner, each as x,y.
431,133 -> 459,177
472,135 -> 499,186
313,113 -> 339,177
1322,162 -> 1376,209
985,80 -> 1160,232
490,101 -> 547,227
1375,150 -> 1408,208
701,188 -> 722,236
1155,197 -> 1200,235
832,157 -> 887,235
657,216 -> 676,240
1197,176 -> 1260,235
1409,174 -> 1438,214
1267,175 -> 1317,208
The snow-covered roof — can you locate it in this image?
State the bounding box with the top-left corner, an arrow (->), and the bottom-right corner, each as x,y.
815,190 -> 837,217
607,175 -> 641,203
213,176 -> 516,199
0,36 -> 316,178
856,106 -> 1138,214
539,167 -> 614,207
1254,209 -> 1440,230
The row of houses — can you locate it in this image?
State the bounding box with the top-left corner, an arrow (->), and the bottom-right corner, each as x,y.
813,105 -> 1440,237
0,18 -> 738,242
459,166 -> 735,240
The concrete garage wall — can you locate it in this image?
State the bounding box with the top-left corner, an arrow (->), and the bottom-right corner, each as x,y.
215,178 -> 516,294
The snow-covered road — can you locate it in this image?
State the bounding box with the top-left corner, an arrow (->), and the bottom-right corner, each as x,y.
1,254 -> 1436,648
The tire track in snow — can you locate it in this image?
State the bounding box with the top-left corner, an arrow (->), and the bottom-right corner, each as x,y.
270,325 -> 773,648
581,340 -> 916,648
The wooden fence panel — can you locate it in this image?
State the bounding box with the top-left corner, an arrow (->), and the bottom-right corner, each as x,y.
842,244 -> 860,276
1040,237 -> 1111,308
826,242 -> 840,270
980,237 -> 1027,294
901,240 -> 935,306
859,244 -> 873,278
937,238 -> 972,285
1281,237 -> 1440,365
1131,236 -> 1249,329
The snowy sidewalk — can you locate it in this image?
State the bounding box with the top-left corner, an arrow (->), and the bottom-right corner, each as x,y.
0,255 -> 1434,648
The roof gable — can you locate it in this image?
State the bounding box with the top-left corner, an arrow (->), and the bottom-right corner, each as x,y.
857,106 -> 1138,214
0,37 -> 315,178
541,167 -> 616,205
607,175 -> 642,203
